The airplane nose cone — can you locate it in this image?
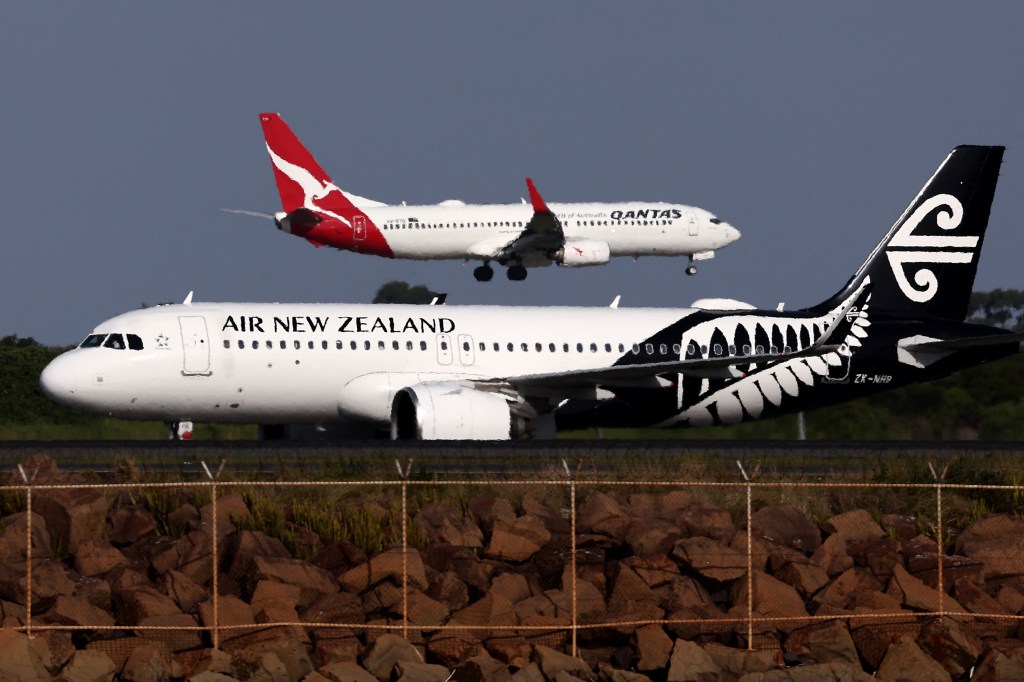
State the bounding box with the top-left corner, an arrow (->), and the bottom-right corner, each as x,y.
40,354 -> 79,405
726,224 -> 741,243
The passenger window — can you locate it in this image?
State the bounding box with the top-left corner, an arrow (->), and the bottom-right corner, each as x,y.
659,344 -> 667,355
280,341 -> 287,349
294,341 -> 301,349
742,345 -> 751,355
687,343 -> 698,356
713,344 -> 723,356
563,343 -> 569,352
463,341 -> 471,351
701,345 -> 708,355
479,342 -> 485,351
521,343 -> 528,352
237,340 -> 245,349
127,334 -> 144,350
507,343 -> 514,351
378,341 -> 385,351
672,343 -> 680,354
104,334 -> 126,350
728,345 -> 736,355
441,341 -> 449,350
755,345 -> 764,354
351,341 -> 358,350
770,345 -> 778,354
364,341 -> 371,350
618,343 -> 625,353
253,341 -> 260,349
393,340 -> 400,350
336,340 -> 344,349
308,341 -> 315,350
266,341 -> 273,349
549,343 -> 556,352
223,340 -> 230,349
494,342 -> 500,351
420,341 -> 427,351
80,334 -> 106,348
604,343 -> 611,352
645,343 -> 655,355
590,343 -> 597,353
576,343 -> 583,352
407,341 -> 414,350
535,343 -> 542,352
632,344 -> 640,354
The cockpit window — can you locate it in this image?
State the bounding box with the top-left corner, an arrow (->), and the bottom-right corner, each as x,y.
127,334 -> 144,351
710,218 -> 722,224
103,333 -> 126,350
80,334 -> 106,348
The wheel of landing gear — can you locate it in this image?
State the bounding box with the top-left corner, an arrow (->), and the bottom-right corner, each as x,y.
473,265 -> 494,282
686,265 -> 698,276
507,265 -> 528,281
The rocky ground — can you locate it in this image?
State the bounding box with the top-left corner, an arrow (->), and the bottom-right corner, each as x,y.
1,454 -> 1024,681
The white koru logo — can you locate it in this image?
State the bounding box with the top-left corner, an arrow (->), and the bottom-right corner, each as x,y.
886,194 -> 975,303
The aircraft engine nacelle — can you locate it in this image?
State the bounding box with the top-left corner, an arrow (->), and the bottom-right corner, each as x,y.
390,382 -> 525,440
551,239 -> 611,267
274,208 -> 322,234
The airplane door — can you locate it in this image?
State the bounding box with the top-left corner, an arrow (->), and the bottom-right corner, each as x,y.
436,333 -> 453,365
178,316 -> 212,376
353,215 -> 367,241
457,334 -> 475,365
687,212 -> 699,236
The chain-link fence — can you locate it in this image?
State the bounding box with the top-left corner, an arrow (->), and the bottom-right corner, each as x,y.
2,454 -> 1023,668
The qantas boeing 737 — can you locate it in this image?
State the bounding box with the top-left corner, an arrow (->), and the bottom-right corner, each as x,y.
43,146 -> 1019,440
232,113 -> 741,281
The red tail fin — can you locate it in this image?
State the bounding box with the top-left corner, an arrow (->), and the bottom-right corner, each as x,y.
259,113 -> 359,216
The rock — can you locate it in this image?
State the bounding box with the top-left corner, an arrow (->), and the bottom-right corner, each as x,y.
0,557 -> 76,612
468,497 -> 516,535
42,595 -> 115,628
954,513 -> 1024,554
972,645 -> 1024,682
665,639 -> 721,681
301,591 -> 365,624
846,537 -> 900,579
703,643 -> 778,677
31,630 -> 75,675
578,492 -> 630,539
906,552 -> 984,591
225,649 -> 290,682
361,633 -> 423,681
311,629 -> 362,667
113,585 -> 182,624
875,638 -> 951,682
810,534 -> 853,577
252,555 -> 339,607
450,652 -> 513,681
314,540 -> 368,577
319,661 -> 380,682
485,637 -> 532,668
624,519 -> 681,557
187,673 -> 239,682
163,569 -> 208,613
775,561 -> 828,598
821,509 -> 884,541
606,564 -> 663,629
676,501 -> 735,542
121,641 -> 175,682
414,504 -> 484,548
521,495 -> 572,535
34,486 -> 109,555
673,536 -> 746,582
731,570 -> 809,632
811,567 -> 883,611
998,584 -> 1024,614
485,514 -> 552,562
510,662 -> 545,682
880,514 -> 919,542
888,563 -> 964,613
0,629 -> 51,681
136,612 -> 204,652
198,594 -> 255,629
784,620 -> 859,666
622,554 -> 680,589
223,530 -> 292,584
222,627 -> 314,681
57,649 -> 118,682
393,660 -> 453,681
916,617 -> 983,678
633,624 -> 673,672
341,548 -> 428,593
199,493 -> 252,540
426,632 -> 482,669
752,505 -> 821,555
74,539 -> 128,577
107,505 -> 158,545
428,570 -> 470,611
0,511 -> 51,562
532,645 -> 592,681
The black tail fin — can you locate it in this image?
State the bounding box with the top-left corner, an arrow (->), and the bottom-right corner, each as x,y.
812,145 -> 1004,321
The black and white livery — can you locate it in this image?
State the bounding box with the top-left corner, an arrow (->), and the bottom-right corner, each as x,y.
42,146 -> 1019,439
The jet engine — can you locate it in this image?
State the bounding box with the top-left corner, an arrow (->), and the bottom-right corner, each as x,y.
390,382 -> 526,440
551,239 -> 611,267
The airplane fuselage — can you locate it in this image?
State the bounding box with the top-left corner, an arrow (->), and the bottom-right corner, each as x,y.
40,302 -> 1019,434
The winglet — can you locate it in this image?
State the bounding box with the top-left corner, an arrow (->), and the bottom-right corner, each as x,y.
526,178 -> 550,214
183,291 -> 194,305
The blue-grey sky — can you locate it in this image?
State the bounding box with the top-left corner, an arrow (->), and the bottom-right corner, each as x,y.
3,3 -> 1023,346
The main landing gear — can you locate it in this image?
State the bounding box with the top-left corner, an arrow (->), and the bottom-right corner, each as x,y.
686,265 -> 698,276
473,261 -> 528,281
473,263 -> 494,282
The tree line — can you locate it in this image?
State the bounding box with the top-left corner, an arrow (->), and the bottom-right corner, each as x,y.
3,286 -> 1023,440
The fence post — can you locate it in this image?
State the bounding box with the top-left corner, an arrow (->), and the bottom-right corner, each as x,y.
396,458 -> 413,641
737,461 -> 753,650
17,463 -> 37,638
929,462 -> 949,616
201,460 -> 224,649
562,459 -> 581,658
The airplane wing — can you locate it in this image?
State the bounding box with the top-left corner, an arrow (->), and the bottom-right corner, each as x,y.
902,333 -> 1024,351
467,178 -> 565,261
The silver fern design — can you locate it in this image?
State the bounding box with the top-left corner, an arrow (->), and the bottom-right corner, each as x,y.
663,283 -> 872,427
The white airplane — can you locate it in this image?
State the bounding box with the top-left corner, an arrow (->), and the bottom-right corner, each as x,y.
234,113 -> 741,281
42,146 -> 1020,440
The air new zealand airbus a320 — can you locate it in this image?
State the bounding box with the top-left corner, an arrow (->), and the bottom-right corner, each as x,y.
42,145 -> 1019,440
